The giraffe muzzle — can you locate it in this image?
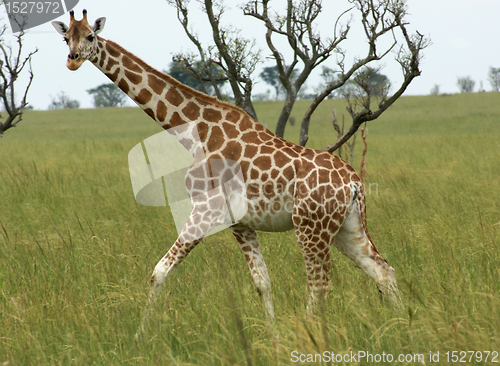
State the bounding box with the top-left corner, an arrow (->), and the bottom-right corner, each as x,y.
66,52 -> 83,71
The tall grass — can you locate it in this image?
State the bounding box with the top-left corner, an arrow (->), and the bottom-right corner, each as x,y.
0,94 -> 499,365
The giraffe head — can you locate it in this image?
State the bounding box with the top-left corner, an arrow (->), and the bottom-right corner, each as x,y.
52,10 -> 106,71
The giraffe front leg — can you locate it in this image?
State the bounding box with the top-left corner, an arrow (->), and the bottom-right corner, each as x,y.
149,237 -> 202,295
231,226 -> 275,323
136,236 -> 202,339
136,208 -> 221,338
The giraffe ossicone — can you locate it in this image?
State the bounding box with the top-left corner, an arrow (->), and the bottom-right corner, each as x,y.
52,10 -> 402,326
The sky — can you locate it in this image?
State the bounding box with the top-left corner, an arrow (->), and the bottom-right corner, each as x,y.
1,0 -> 499,110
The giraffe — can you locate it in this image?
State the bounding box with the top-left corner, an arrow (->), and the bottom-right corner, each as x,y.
52,10 -> 401,322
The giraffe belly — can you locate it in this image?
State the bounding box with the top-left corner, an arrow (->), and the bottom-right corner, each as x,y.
238,197 -> 295,232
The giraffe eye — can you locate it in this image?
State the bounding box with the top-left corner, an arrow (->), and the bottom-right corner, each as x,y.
87,35 -> 95,42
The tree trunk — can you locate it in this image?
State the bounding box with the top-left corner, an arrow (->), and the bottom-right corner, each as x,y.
274,89 -> 296,138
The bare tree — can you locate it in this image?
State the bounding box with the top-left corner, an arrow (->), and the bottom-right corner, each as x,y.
457,76 -> 475,93
167,0 -> 262,120
243,0 -> 352,139
317,1 -> 427,151
488,67 -> 500,92
0,15 -> 37,137
167,0 -> 428,150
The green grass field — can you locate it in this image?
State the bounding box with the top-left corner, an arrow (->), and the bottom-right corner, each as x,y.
0,93 -> 499,365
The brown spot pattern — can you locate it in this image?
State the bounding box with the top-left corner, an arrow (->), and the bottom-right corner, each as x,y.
226,110 -> 241,122
260,146 -> 274,155
105,42 -> 120,58
273,150 -> 289,168
254,156 -> 272,170
221,141 -> 242,161
182,102 -> 201,121
222,123 -> 239,139
259,132 -> 272,142
283,166 -> 295,180
165,88 -> 184,106
197,122 -> 209,142
240,132 -> 258,144
144,108 -> 155,119
105,69 -> 119,82
206,126 -> 224,152
203,108 -> 222,123
122,54 -> 142,73
156,101 -> 167,122
105,57 -> 119,71
134,89 -> 152,105
170,112 -> 185,127
244,144 -> 258,158
118,79 -> 129,94
239,116 -> 253,131
148,74 -> 167,94
314,153 -> 333,169
125,70 -> 142,85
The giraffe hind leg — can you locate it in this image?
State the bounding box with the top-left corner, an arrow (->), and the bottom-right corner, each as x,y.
333,198 -> 402,307
292,211 -> 335,313
301,247 -> 332,313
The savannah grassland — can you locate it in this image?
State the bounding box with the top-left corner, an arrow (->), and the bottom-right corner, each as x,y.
0,93 -> 499,365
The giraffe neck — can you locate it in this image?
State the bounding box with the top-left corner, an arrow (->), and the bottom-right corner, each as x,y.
90,37 -> 172,125
89,37 -> 271,160
90,37 -> 208,129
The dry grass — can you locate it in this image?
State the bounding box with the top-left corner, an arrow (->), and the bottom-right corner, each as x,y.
0,93 -> 499,365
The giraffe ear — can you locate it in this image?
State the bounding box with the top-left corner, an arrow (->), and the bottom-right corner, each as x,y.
52,21 -> 68,36
92,17 -> 106,35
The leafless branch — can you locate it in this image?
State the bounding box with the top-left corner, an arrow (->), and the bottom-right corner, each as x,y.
204,0 -> 261,119
326,2 -> 429,152
244,0 -> 352,138
168,0 -> 262,119
0,20 -> 38,137
168,0 -> 224,99
167,0 -> 427,153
